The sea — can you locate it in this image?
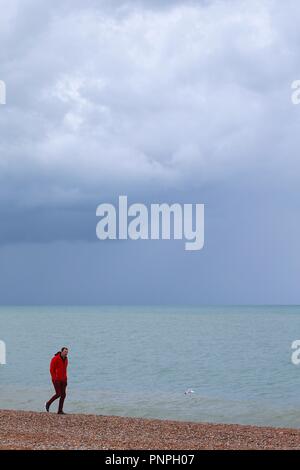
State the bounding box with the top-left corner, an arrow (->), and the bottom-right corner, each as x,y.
1,305 -> 300,428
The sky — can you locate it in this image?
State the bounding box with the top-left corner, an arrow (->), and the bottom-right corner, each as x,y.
0,0 -> 300,304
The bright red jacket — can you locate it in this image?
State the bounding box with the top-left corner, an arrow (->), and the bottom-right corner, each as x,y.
50,352 -> 68,382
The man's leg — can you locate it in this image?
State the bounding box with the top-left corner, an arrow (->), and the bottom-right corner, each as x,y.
46,381 -> 62,410
58,382 -> 67,413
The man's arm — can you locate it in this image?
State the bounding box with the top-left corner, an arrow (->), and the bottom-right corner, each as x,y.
50,357 -> 57,381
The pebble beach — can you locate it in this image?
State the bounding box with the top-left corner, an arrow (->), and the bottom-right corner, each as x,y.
1,410 -> 300,450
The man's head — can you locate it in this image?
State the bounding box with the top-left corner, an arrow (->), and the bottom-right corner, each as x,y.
61,347 -> 68,358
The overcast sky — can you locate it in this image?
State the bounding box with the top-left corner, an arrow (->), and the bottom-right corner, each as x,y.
0,0 -> 300,304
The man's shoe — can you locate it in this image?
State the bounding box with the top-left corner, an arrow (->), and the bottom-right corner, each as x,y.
57,411 -> 66,414
45,402 -> 50,412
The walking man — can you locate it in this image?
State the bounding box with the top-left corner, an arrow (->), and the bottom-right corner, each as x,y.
46,347 -> 69,414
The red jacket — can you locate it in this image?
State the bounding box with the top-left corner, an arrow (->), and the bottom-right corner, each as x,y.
50,352 -> 68,382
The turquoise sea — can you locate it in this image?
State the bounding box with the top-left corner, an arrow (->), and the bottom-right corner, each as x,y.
1,305 -> 300,428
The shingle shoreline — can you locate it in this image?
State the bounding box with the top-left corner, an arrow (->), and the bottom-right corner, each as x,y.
0,409 -> 300,450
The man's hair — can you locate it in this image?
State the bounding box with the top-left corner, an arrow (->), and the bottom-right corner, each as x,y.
61,347 -> 68,352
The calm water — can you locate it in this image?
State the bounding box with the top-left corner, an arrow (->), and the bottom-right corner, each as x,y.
1,305 -> 300,427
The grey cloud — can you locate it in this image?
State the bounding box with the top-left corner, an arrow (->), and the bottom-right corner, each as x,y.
1,1 -> 300,304
0,2 -> 299,205
0,0 -> 300,237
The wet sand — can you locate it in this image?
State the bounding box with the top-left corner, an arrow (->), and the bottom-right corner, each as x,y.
1,409 -> 300,450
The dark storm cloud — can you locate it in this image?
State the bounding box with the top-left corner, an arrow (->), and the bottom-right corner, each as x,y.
1,1 -> 300,304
